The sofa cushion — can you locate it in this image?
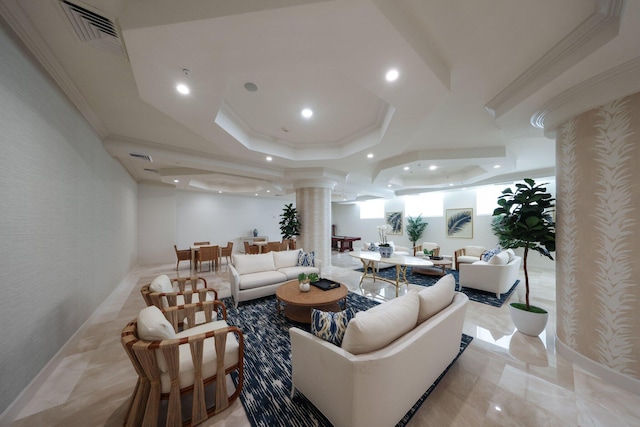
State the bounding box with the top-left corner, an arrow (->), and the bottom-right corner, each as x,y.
311,308 -> 355,346
341,291 -> 419,355
233,252 -> 276,275
505,248 -> 516,262
273,249 -> 302,269
488,251 -> 509,265
417,274 -> 456,323
278,266 -> 320,280
149,274 -> 174,294
137,306 -> 176,341
482,246 -> 502,261
297,251 -> 315,267
239,271 -> 287,290
457,255 -> 481,264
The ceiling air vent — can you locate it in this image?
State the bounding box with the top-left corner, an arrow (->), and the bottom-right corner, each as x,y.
129,153 -> 152,162
143,168 -> 159,173
59,0 -> 127,58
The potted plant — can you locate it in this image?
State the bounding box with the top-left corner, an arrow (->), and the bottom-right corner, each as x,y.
279,203 -> 301,240
377,224 -> 393,258
406,214 -> 428,254
492,178 -> 555,336
297,272 -> 310,292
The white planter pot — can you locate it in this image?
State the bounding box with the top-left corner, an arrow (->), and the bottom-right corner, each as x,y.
509,304 -> 548,336
299,282 -> 310,292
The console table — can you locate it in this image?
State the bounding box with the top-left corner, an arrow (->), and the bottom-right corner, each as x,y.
331,235 -> 361,252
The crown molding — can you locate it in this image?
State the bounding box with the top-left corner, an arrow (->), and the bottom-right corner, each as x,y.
531,56 -> 640,137
485,0 -> 625,119
0,0 -> 108,138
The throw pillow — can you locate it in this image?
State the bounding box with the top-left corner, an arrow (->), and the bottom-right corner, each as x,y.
482,246 -> 501,262
150,274 -> 174,294
297,251 -> 315,267
368,242 -> 377,251
417,274 -> 455,323
137,306 -> 176,341
488,250 -> 509,265
311,308 -> 355,346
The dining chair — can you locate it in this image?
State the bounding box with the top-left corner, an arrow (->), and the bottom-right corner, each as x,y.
173,244 -> 191,271
198,245 -> 219,272
220,242 -> 233,266
265,241 -> 281,253
194,241 -> 210,246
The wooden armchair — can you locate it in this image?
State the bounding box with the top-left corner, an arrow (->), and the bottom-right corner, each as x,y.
220,242 -> 233,266
198,245 -> 219,272
413,242 -> 440,257
121,301 -> 244,426
454,245 -> 485,269
174,244 -> 191,271
140,274 -> 217,310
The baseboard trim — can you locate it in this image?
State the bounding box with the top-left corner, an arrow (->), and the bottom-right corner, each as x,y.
556,337 -> 640,396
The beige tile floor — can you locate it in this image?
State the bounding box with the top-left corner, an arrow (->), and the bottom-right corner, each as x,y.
5,251 -> 640,426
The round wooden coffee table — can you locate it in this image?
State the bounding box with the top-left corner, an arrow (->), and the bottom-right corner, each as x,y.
276,279 -> 348,323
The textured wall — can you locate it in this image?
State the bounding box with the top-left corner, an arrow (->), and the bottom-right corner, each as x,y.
0,22 -> 137,414
556,93 -> 640,380
297,187 -> 332,268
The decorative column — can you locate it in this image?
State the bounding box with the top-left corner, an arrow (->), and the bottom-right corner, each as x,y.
293,178 -> 336,269
555,91 -> 640,392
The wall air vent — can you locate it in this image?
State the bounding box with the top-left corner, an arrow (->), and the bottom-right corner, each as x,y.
59,0 -> 127,58
129,153 -> 152,162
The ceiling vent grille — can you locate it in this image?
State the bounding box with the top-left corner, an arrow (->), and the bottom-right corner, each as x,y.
143,168 -> 159,173
59,0 -> 127,58
129,153 -> 152,162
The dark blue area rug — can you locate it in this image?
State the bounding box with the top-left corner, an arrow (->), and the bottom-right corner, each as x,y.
222,294 -> 472,427
355,267 -> 519,308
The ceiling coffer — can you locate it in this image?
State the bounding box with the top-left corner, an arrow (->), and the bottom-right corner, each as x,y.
59,0 -> 127,58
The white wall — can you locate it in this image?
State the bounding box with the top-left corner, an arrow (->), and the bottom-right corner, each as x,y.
137,188 -> 298,266
0,21 -> 137,415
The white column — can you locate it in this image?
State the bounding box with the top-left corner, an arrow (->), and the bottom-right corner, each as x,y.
294,179 -> 336,268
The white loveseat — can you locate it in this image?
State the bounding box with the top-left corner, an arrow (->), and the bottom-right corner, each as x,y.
290,275 -> 469,427
228,249 -> 321,308
359,241 -> 412,271
459,249 -> 522,297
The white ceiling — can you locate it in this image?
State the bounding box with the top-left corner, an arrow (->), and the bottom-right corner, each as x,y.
2,0 -> 638,201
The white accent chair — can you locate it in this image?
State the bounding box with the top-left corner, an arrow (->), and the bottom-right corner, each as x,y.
454,245 -> 486,269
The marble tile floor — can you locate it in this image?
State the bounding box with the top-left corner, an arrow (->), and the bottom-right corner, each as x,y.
5,252 -> 640,426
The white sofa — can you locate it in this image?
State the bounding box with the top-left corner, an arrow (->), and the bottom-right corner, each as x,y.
360,241 -> 411,270
459,249 -> 522,297
228,249 -> 321,308
290,275 -> 469,427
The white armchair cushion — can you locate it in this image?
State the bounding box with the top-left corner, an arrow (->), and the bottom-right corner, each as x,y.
341,291 -> 419,355
149,274 -> 174,294
232,252 -> 276,275
465,246 -> 486,257
488,251 -> 509,265
417,274 -> 456,323
137,306 -> 176,341
273,249 -> 302,269
505,248 -> 516,262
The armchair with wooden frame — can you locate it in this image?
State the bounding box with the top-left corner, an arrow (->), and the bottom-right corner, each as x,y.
413,242 -> 441,257
174,244 -> 191,271
120,301 -> 244,426
454,245 -> 486,269
220,242 -> 233,267
140,274 -> 217,310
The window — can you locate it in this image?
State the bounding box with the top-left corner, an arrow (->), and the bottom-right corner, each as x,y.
404,192 -> 443,217
359,199 -> 384,219
476,185 -> 506,215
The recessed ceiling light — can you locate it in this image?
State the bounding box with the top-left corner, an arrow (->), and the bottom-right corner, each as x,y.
173,179 -> 179,183
367,153 -> 374,159
429,165 -> 437,171
176,84 -> 189,95
493,164 -> 501,168
266,156 -> 272,161
218,191 -> 222,194
267,190 -> 270,193
385,69 -> 399,82
449,183 -> 454,186
255,193 -> 258,196
387,184 -> 392,187
301,108 -> 313,118
244,82 -> 258,92
403,166 -> 410,171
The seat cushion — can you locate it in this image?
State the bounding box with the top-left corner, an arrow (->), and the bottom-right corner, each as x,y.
311,308 -> 355,346
457,255 -> 481,264
137,306 -> 176,341
341,291 -> 419,355
417,274 -> 455,323
239,271 -> 287,290
157,320 -> 241,393
149,274 -> 174,294
273,249 -> 302,269
233,252 -> 276,275
278,266 -> 320,280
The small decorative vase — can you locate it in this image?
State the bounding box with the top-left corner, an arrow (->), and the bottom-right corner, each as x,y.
299,281 -> 310,292
379,245 -> 393,258
253,228 -> 258,237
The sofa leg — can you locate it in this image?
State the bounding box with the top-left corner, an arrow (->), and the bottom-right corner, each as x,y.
496,293 -> 500,298
290,383 -> 296,399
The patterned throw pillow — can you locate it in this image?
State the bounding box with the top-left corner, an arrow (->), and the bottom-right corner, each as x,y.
311,308 -> 355,346
368,242 -> 377,251
297,251 -> 315,267
482,246 -> 502,262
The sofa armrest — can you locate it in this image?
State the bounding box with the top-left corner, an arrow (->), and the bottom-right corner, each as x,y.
228,264 -> 241,307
